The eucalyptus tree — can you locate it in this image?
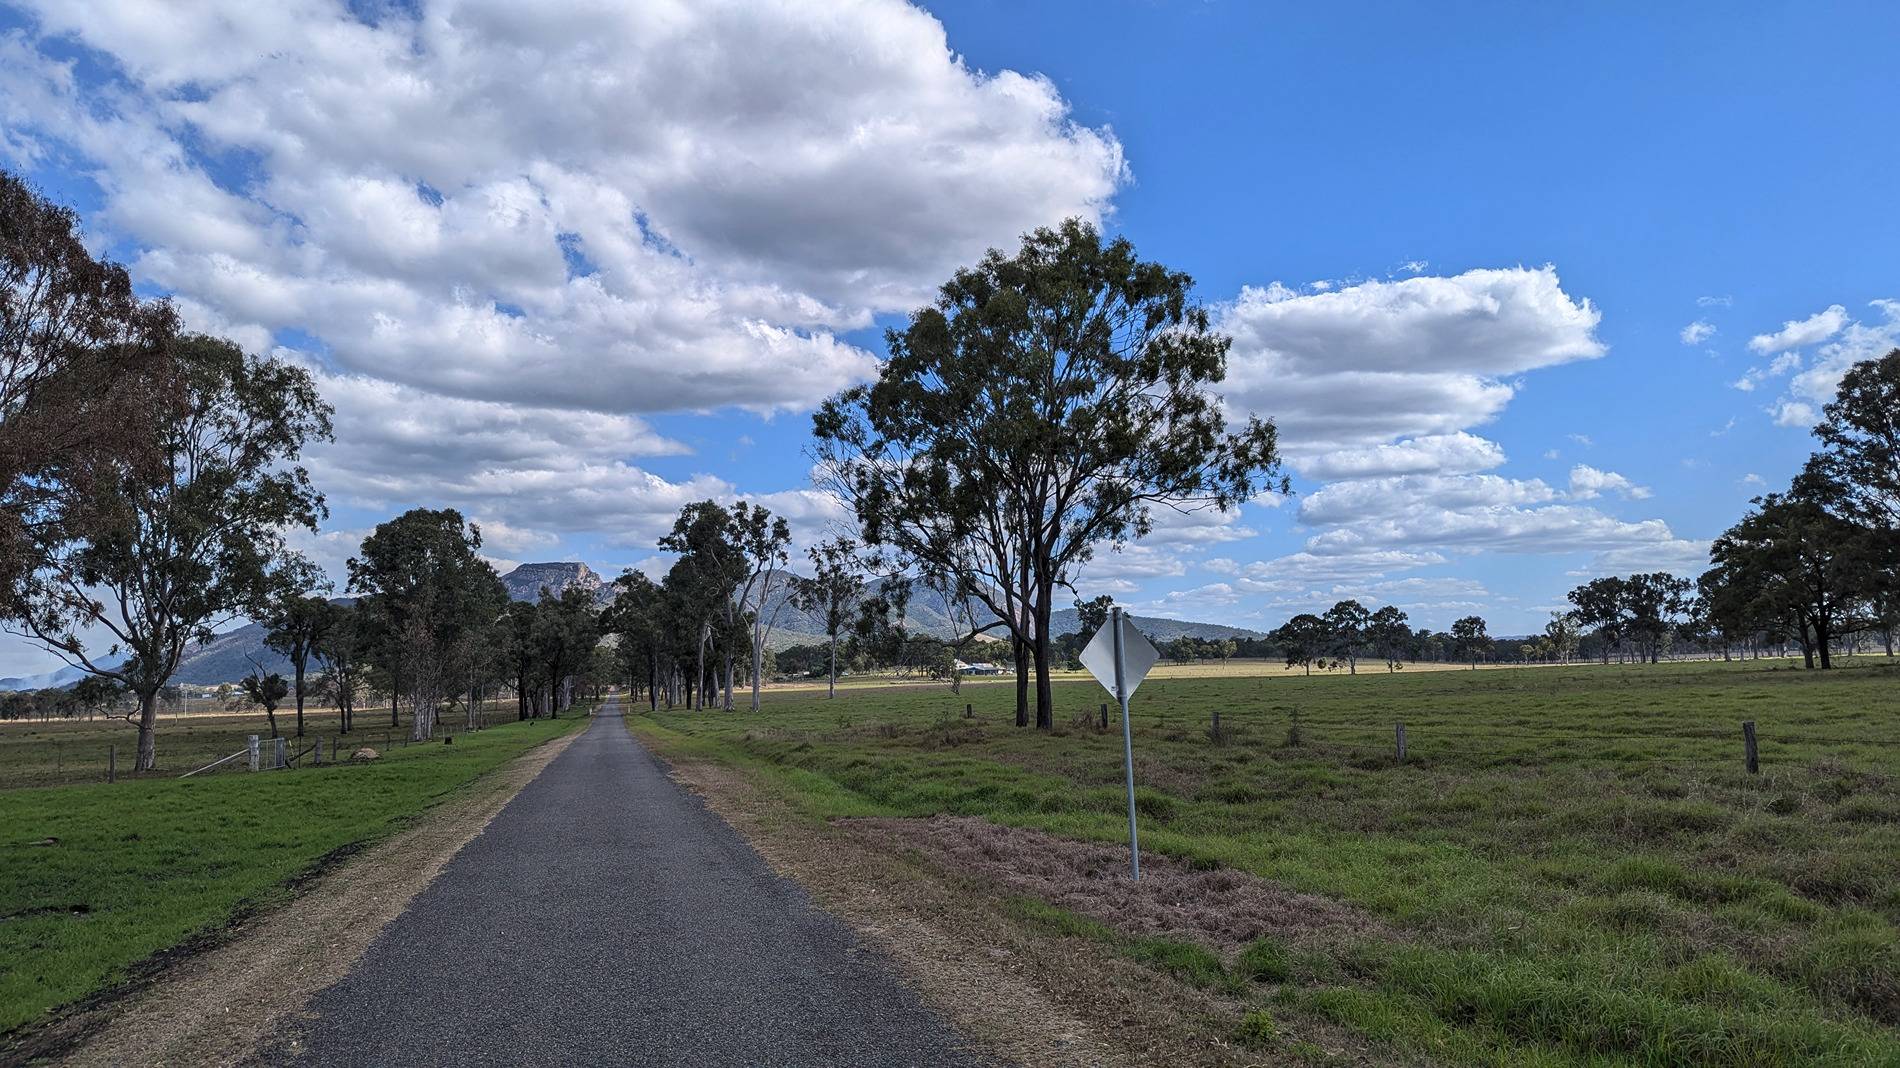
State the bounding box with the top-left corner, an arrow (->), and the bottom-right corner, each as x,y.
816,219 -> 1285,729
731,502 -> 792,710
314,601 -> 371,733
532,584 -> 600,716
1451,615 -> 1491,669
1808,348 -> 1900,532
1706,478 -> 1863,669
349,509 -> 506,739
1367,604 -> 1412,671
1543,612 -> 1581,665
661,502 -> 747,710
606,569 -> 667,710
789,536 -> 865,698
7,335 -> 329,770
499,599 -> 540,719
1,169 -> 181,603
240,666 -> 289,740
260,560 -> 337,738
1323,599 -> 1371,674
1271,613 -> 1327,676
1800,349 -> 1900,655
1567,577 -> 1630,663
1622,572 -> 1693,663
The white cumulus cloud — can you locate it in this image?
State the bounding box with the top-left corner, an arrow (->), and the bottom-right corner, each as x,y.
1748,304 -> 1848,355
1679,320 -> 1715,345
1567,464 -> 1652,501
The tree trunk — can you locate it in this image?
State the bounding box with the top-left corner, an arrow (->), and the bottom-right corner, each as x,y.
750,637 -> 764,712
294,658 -> 307,737
135,688 -> 159,771
724,649 -> 735,712
694,626 -> 707,711
1012,635 -> 1029,728
1032,579 -> 1054,731
827,635 -> 837,699
1816,617 -> 1833,669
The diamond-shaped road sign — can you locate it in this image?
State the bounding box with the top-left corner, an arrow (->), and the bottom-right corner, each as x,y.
1080,613 -> 1160,701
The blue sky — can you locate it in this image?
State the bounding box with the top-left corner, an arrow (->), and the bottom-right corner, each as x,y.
3,0 -> 1897,676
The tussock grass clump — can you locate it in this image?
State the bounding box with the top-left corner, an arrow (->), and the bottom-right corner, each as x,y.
1236,936 -> 1294,983
1123,936 -> 1232,990
1232,1008 -> 1279,1045
1786,913 -> 1900,1023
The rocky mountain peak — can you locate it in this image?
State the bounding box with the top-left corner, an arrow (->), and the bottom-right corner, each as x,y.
500,561 -> 607,603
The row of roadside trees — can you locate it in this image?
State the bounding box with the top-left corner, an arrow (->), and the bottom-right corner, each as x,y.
0,171 -> 620,767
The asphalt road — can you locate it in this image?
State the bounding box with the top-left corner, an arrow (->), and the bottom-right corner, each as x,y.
275,698 -> 988,1067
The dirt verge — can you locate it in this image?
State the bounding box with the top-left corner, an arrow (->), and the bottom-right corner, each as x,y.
661,752 -> 1324,1067
12,728 -> 581,1068
845,815 -> 1392,955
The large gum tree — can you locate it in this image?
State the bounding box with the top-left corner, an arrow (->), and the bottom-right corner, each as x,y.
816,218 -> 1285,729
11,335 -> 331,770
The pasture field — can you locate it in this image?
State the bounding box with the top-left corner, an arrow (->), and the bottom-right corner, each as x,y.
761,653 -> 1516,695
0,697 -> 537,790
630,658 -> 1900,1066
0,708 -> 589,1040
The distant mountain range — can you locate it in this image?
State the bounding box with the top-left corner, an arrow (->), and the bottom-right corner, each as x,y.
0,562 -> 1261,689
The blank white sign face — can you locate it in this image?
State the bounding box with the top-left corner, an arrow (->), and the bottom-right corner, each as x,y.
1079,614 -> 1160,701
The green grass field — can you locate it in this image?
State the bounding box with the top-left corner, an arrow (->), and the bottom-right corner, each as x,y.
0,697 -> 532,790
0,708 -> 589,1039
630,658 -> 1900,1066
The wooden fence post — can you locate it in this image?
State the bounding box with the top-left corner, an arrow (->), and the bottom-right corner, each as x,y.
1100,702 -> 1108,729
1743,721 -> 1758,774
107,745 -> 116,784
1395,723 -> 1406,762
247,735 -> 261,772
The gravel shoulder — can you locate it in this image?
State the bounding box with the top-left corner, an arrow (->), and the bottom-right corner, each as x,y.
42,724 -> 583,1068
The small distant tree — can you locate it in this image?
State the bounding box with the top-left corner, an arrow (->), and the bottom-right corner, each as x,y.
314,602 -> 370,734
1543,612 -> 1581,665
1272,614 -> 1328,676
1451,615 -> 1490,669
1322,600 -> 1370,674
1622,572 -> 1693,663
259,561 -> 336,738
1568,577 -> 1630,663
789,536 -> 864,699
241,662 -> 289,739
1367,605 -> 1411,671
71,675 -> 125,721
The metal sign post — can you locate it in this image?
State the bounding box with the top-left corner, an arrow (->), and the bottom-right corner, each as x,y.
1080,607 -> 1159,880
